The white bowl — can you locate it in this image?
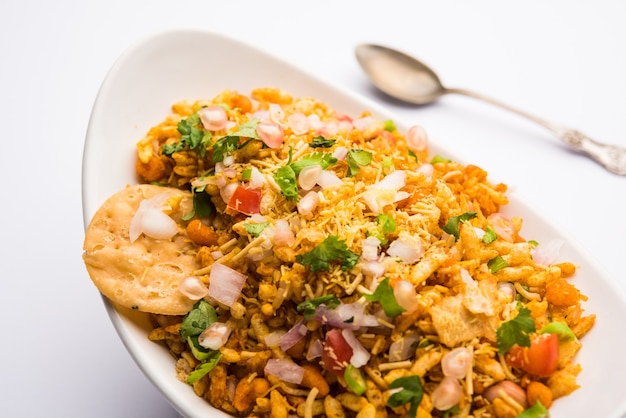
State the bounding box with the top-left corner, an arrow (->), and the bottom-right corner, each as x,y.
82,29 -> 626,418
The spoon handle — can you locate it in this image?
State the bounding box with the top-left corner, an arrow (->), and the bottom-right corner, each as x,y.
446,87 -> 626,175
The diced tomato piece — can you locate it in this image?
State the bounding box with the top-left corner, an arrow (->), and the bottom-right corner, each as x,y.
505,333 -> 559,377
321,329 -> 353,375
227,186 -> 262,215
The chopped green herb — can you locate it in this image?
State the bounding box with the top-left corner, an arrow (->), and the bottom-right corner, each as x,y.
310,136 -> 336,148
408,150 -> 418,162
363,277 -> 406,317
244,221 -> 269,237
488,255 -> 508,273
387,375 -> 423,418
291,152 -> 337,175
496,306 -> 536,355
515,401 -> 549,418
162,111 -> 213,157
344,364 -> 367,395
539,321 -> 576,341
241,168 -> 252,181
430,155 -> 451,164
186,351 -> 223,384
383,119 -> 396,132
180,300 -> 218,339
528,239 -> 539,248
442,212 -> 477,240
296,295 -> 341,320
182,188 -> 215,221
229,118 -> 260,139
187,336 -> 213,361
296,235 -> 359,272
274,164 -> 299,201
346,149 -> 372,177
482,226 -> 497,244
382,156 -> 393,168
369,213 -> 397,244
211,136 -> 240,162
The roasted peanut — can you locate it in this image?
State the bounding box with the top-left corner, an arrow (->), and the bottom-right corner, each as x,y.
136,156 -> 167,182
545,278 -> 580,307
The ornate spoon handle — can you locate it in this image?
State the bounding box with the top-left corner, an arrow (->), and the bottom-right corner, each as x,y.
446,87 -> 626,175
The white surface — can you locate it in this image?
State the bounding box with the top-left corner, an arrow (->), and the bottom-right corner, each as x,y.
1,1 -> 625,417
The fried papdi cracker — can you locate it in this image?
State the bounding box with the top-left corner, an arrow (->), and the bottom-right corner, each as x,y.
83,184 -> 199,315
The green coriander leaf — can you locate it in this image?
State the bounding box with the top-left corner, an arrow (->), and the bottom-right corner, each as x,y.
244,222 -> 269,237
430,155 -> 451,164
187,336 -> 213,361
230,118 -> 260,139
376,214 -> 397,234
442,212 -> 477,241
212,136 -> 240,162
408,150 -> 418,162
488,255 -> 508,273
363,277 -> 406,317
539,321 -> 576,342
515,401 -> 549,418
383,119 -> 396,132
296,235 -> 359,272
162,141 -> 185,156
274,165 -> 299,201
186,351 -> 223,384
346,149 -> 372,177
182,189 -> 215,221
180,300 -> 218,339
528,239 -> 539,248
291,152 -> 337,175
496,306 -> 536,355
310,136 -> 336,148
296,295 -> 341,320
387,375 -> 423,418
482,226 -> 497,244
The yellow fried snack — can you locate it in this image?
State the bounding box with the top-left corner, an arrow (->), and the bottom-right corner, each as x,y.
83,184 -> 199,315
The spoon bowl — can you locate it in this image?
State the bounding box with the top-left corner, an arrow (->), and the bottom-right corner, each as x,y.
355,43 -> 626,175
355,44 -> 445,105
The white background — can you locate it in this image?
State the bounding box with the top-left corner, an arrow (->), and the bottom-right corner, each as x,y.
1,1 -> 625,417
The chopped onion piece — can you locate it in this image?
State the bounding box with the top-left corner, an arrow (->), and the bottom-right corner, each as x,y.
208,263 -> 247,307
256,121 -> 284,148
198,106 -> 228,131
532,238 -> 565,266
198,322 -> 231,350
332,146 -> 349,161
386,232 -> 424,264
361,236 -> 381,261
406,125 -> 428,152
263,330 -> 286,348
306,339 -> 323,361
249,167 -> 266,189
388,333 -> 420,362
317,170 -> 343,188
273,219 -> 295,247
178,276 -> 208,300
298,164 -> 322,191
264,359 -> 305,384
287,112 -> 309,135
279,319 -> 308,352
341,329 -> 371,368
297,191 -> 319,215
138,207 -> 178,240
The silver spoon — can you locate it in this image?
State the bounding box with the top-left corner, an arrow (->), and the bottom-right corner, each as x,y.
355,43 -> 626,175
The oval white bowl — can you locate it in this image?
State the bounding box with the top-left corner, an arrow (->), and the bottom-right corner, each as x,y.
82,28 -> 626,418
